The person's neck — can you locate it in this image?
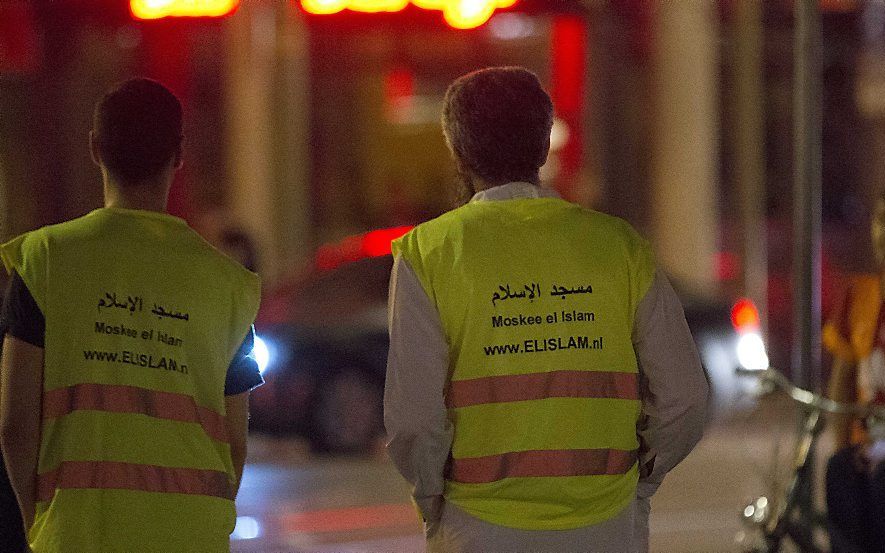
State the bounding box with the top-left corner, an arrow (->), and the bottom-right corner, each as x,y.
472,176 -> 540,193
103,178 -> 170,213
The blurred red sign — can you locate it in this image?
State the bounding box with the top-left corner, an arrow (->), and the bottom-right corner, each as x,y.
0,3 -> 39,74
128,0 -> 512,28
299,0 -> 516,28
130,0 -> 240,20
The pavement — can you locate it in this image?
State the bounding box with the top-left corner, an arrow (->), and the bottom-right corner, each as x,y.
232,393 -> 835,552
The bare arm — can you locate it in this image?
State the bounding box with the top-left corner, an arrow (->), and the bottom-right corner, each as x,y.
0,335 -> 44,530
224,391 -> 250,499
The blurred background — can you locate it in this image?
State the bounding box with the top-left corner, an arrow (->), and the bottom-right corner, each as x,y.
2,0 -> 885,550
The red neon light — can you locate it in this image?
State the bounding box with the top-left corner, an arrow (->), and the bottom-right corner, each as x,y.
550,16 -> 587,200
730,298 -> 761,333
298,0 -> 515,28
130,0 -> 240,20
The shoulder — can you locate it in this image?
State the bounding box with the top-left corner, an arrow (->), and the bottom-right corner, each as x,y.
29,211 -> 107,244
1,211 -> 113,260
1,224 -> 55,277
560,206 -> 654,268
185,227 -> 261,288
393,206 -> 472,256
578,207 -> 650,246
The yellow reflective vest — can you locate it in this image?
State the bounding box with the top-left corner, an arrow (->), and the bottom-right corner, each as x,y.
0,207 -> 260,553
393,197 -> 655,530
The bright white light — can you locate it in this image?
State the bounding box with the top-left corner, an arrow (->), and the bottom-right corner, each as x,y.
231,516 -> 261,540
252,335 -> 271,375
737,332 -> 769,372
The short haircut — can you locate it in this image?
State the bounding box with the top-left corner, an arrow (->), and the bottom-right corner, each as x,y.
442,67 -> 553,184
93,78 -> 183,183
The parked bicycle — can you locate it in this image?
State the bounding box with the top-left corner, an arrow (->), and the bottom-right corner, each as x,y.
736,367 -> 885,553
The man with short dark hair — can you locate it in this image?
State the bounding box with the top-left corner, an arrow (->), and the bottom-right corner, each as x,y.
384,66 -> 708,552
0,78 -> 261,552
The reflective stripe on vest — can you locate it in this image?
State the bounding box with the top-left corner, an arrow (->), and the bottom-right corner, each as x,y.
449,448 -> 638,484
43,383 -> 228,444
446,370 -> 638,409
37,461 -> 234,502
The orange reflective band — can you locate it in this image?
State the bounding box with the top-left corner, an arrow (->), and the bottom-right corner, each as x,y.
446,370 -> 638,409
43,383 -> 228,444
37,460 -> 233,502
449,448 -> 638,484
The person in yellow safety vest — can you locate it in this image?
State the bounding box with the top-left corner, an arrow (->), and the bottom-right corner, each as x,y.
384,66 -> 709,553
0,78 -> 262,553
822,194 -> 885,552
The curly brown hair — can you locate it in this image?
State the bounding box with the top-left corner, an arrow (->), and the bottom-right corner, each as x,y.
442,67 -> 553,186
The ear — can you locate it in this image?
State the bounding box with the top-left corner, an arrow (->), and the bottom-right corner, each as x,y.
539,133 -> 551,166
89,131 -> 101,167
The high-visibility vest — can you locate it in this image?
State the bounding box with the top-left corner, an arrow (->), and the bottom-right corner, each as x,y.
0,207 -> 260,553
393,197 -> 654,530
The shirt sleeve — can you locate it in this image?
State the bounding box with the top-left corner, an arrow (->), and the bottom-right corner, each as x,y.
1,271 -> 45,348
632,268 -> 709,499
224,325 -> 264,395
384,254 -> 453,524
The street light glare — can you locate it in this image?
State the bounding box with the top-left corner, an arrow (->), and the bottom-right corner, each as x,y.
253,335 -> 271,375
737,332 -> 769,372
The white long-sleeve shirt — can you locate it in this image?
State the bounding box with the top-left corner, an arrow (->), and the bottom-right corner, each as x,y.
384,182 -> 708,552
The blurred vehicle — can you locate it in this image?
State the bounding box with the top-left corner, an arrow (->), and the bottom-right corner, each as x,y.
252,227 -> 768,454
251,228 -> 407,454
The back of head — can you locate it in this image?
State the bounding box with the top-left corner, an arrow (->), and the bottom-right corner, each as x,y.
93,78 -> 183,184
442,67 -> 553,185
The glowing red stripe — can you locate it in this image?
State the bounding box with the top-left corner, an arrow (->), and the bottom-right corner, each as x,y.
449,448 -> 638,484
43,383 -> 228,444
38,460 -> 233,502
446,370 -> 638,409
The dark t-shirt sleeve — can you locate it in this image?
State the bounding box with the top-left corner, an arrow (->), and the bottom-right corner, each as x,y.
225,325 -> 264,395
1,271 -> 45,347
